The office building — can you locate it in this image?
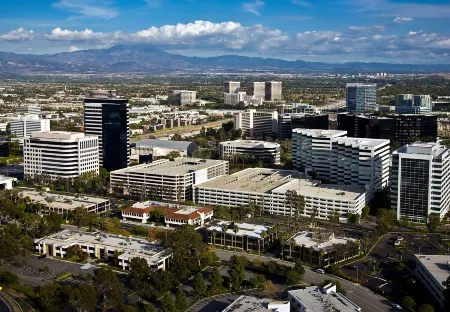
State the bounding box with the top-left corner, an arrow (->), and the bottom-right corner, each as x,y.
224,92 -> 246,106
223,296 -> 290,312
206,221 -> 278,253
345,83 -> 377,113
277,103 -> 317,115
247,82 -> 265,99
35,229 -> 171,271
396,94 -> 432,114
0,175 -> 16,190
84,90 -> 130,171
110,158 -> 228,201
16,106 -> 41,115
233,109 -> 278,138
219,140 -> 281,164
265,81 -> 282,101
10,115 -> 50,138
337,113 -> 438,147
194,168 -> 367,220
24,131 -> 99,179
172,90 -> 196,105
391,142 -> 450,223
330,137 -> 390,200
122,201 -> 213,226
413,254 -> 449,310
288,284 -> 361,312
282,230 -> 360,266
18,188 -> 109,215
224,81 -> 241,93
134,139 -> 198,157
278,114 -> 329,140
292,129 -> 347,178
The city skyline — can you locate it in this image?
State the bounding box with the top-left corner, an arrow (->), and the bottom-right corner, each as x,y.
0,0 -> 449,64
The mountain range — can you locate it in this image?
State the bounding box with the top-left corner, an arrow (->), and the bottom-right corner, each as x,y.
0,45 -> 449,75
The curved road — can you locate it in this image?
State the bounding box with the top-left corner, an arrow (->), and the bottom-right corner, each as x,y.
215,250 -> 393,312
0,296 -> 12,312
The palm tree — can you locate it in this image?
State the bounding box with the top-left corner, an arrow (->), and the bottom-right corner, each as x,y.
221,224 -> 228,246
417,242 -> 422,254
260,231 -> 267,255
372,260 -> 378,273
233,225 -> 239,248
211,229 -> 217,246
363,259 -> 369,273
308,246 -> 314,264
319,250 -> 326,266
290,241 -> 296,259
397,262 -> 407,277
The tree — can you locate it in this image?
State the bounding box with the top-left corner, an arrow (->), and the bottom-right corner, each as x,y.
209,267 -> 224,292
94,267 -> 124,310
160,295 -> 177,312
348,213 -> 360,224
137,302 -> 155,312
130,257 -> 150,281
443,275 -> 450,311
401,296 -> 416,311
376,208 -> 395,233
39,283 -> 62,312
45,212 -> 63,233
250,274 -> 266,289
285,190 -> 305,217
175,288 -> 188,311
228,255 -> 248,290
0,271 -> 19,284
263,280 -> 277,298
427,213 -> 441,232
361,205 -> 370,218
286,269 -> 303,285
417,304 -> 435,312
399,215 -> 410,228
328,209 -> 340,224
192,272 -> 207,297
71,283 -> 97,312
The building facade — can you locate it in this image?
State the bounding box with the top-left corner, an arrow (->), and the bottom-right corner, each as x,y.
219,140 -> 281,164
16,106 -> 41,115
24,131 -> 99,179
396,94 -> 432,114
172,90 -> 197,105
10,115 -> 50,138
233,109 -> 278,138
345,83 -> 377,113
84,90 -> 130,171
110,158 -> 229,201
224,92 -> 246,106
224,81 -> 241,93
265,81 -> 282,101
247,82 -> 265,99
391,142 -> 450,223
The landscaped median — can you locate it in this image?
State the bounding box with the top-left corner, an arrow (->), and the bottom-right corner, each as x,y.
55,272 -> 72,281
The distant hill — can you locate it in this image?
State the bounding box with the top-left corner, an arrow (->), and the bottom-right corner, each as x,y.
0,44 -> 449,74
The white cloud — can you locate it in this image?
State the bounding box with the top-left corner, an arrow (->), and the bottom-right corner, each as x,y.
347,0 -> 450,18
393,17 -> 413,23
46,27 -> 121,43
242,1 -> 264,16
69,45 -> 81,52
291,0 -> 311,6
0,27 -> 34,41
348,25 -> 385,33
53,0 -> 118,19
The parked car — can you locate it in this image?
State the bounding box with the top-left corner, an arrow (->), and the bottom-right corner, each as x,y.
392,303 -> 402,310
315,268 -> 325,274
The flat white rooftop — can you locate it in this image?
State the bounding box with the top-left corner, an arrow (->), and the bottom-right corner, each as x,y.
111,158 -> 227,176
221,140 -> 280,149
332,137 -> 390,148
289,286 -> 361,312
415,254 -> 450,291
223,295 -> 290,312
207,221 -> 271,239
290,231 -> 357,252
30,131 -> 89,140
18,188 -> 108,210
292,128 -> 347,138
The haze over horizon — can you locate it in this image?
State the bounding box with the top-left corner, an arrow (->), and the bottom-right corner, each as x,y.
1,0 -> 450,64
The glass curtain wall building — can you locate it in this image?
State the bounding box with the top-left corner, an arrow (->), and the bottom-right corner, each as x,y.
345,83 -> 377,113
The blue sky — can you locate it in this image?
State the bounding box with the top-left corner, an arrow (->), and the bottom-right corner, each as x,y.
1,0 -> 450,63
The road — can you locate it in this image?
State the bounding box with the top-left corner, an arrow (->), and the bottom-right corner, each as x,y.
215,250 -> 393,312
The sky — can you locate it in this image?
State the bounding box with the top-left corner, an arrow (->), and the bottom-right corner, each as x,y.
1,0 -> 450,64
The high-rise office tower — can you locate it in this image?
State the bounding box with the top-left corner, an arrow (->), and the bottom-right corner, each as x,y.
396,94 -> 432,113
84,90 -> 129,171
414,95 -> 432,113
345,83 -> 377,113
247,82 -> 265,100
265,81 -> 282,101
233,109 -> 278,138
391,142 -> 450,223
224,81 -> 241,93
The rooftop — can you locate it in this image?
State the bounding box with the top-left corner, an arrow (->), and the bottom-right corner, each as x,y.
207,221 -> 271,239
289,285 -> 361,312
123,204 -> 212,221
18,188 -> 108,211
196,168 -> 366,201
332,137 -> 390,148
30,131 -> 91,141
292,128 -> 347,138
223,295 -> 290,312
289,231 -> 357,252
394,142 -> 448,157
135,139 -> 196,151
415,254 -> 450,291
220,140 -> 280,149
110,158 -> 227,176
346,83 -> 376,87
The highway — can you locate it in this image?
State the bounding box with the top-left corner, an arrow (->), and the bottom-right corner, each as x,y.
215,250 -> 393,312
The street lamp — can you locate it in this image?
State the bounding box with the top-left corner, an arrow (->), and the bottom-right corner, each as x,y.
354,265 -> 359,284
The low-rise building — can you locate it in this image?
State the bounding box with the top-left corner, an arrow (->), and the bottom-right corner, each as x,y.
206,221 -> 278,253
35,229 -> 171,271
194,168 -> 367,220
172,90 -> 196,106
223,295 -> 290,312
122,201 -> 213,227
282,230 -> 360,266
110,158 -> 229,201
219,140 -> 281,164
135,139 -> 198,157
18,188 -> 109,215
0,175 -> 16,190
16,106 -> 41,115
288,284 -> 361,312
414,255 -> 449,310
10,115 -> 50,138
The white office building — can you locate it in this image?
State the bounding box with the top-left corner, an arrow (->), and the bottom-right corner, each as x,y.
35,229 -> 171,271
172,90 -> 196,106
233,109 -> 278,138
292,129 -> 347,178
247,82 -> 265,99
330,137 -> 390,200
223,296 -> 290,312
10,115 -> 50,138
414,255 -> 449,311
16,106 -> 41,115
265,81 -> 282,101
224,92 -> 246,106
110,158 -> 228,201
24,131 -> 99,179
288,284 -> 361,312
220,140 -> 281,164
194,168 -> 367,220
224,81 -> 241,93
391,142 -> 450,223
